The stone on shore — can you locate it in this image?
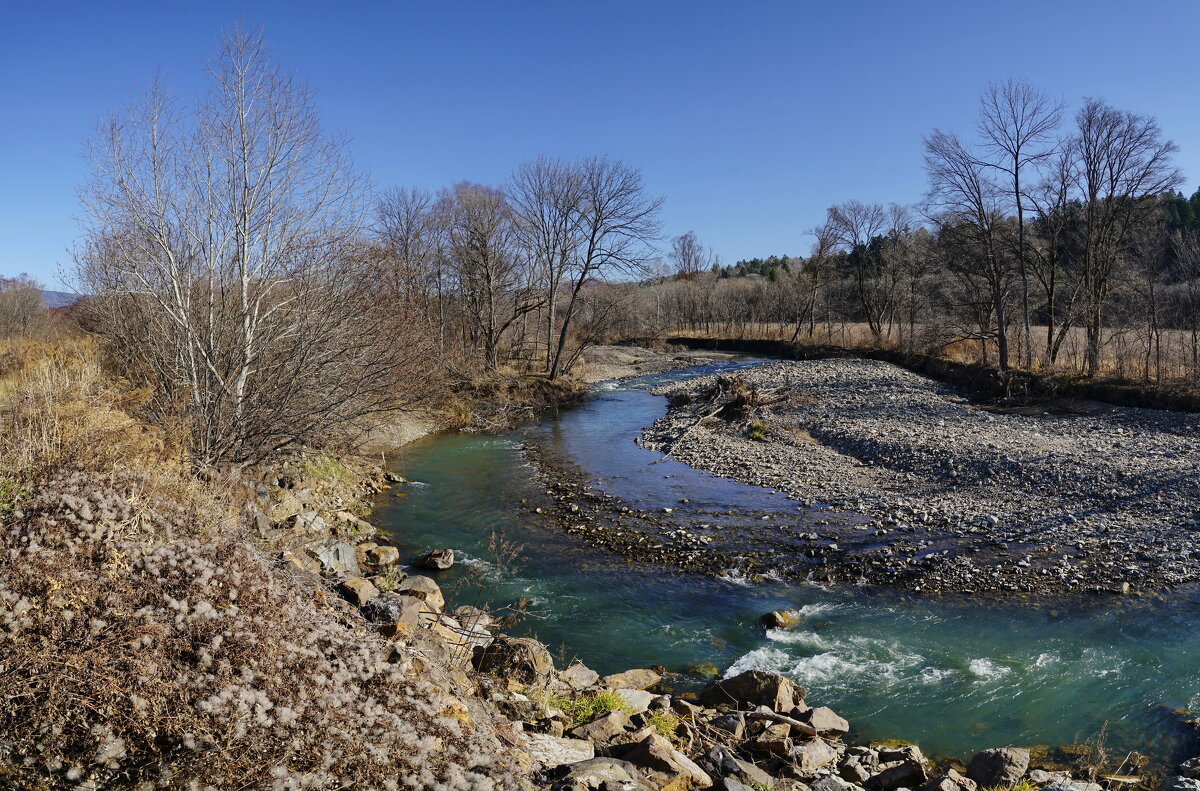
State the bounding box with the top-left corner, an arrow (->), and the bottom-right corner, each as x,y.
305,539 -> 360,577
602,668 -> 662,691
569,709 -> 633,747
920,770 -> 978,791
559,662 -> 601,692
967,748 -> 1030,788
701,670 -> 800,711
792,738 -> 840,776
340,576 -> 380,606
395,575 -> 445,612
552,757 -> 656,791
613,689 -> 655,713
366,545 -> 400,566
1164,779 -> 1200,791
795,705 -> 850,737
610,733 -> 713,790
472,635 -> 555,688
525,733 -> 595,769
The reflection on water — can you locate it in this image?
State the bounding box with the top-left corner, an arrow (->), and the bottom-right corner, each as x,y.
375,362 -> 1200,761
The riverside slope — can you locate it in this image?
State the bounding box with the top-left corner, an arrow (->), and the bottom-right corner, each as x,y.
642,358 -> 1200,596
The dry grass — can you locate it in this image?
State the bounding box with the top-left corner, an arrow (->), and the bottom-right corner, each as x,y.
0,338 -> 524,789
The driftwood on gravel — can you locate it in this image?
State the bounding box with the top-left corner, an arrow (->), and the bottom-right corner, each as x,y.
654,375 -> 790,462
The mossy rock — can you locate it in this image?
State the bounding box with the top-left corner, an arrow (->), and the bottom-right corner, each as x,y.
682,661 -> 721,680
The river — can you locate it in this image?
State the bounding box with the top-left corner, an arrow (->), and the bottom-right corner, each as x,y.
373,358 -> 1199,764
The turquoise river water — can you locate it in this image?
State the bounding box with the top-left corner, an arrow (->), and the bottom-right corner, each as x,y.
374,359 -> 1200,764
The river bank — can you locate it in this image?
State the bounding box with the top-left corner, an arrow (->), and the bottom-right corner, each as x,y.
634,357 -> 1200,597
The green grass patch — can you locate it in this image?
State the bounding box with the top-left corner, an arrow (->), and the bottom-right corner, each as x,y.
746,421 -> 768,441
548,691 -> 631,726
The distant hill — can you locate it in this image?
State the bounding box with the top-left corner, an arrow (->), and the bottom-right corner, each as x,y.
41,290 -> 81,309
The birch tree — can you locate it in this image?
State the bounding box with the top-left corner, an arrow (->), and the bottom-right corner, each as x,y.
77,26 -> 418,464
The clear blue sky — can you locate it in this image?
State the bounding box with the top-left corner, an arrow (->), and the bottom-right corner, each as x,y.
2,0 -> 1198,286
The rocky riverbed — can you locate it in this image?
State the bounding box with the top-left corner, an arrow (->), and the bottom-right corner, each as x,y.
632,358 -> 1200,596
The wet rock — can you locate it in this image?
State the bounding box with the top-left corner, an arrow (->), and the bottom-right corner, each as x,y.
525,733 -> 595,769
683,661 -> 721,679
966,748 -> 1029,788
610,733 -> 713,790
701,670 -> 800,711
472,636 -> 555,688
1180,759 -> 1200,780
340,576 -> 380,607
795,706 -> 850,738
602,668 -> 663,691
419,548 -> 455,570
395,575 -> 445,612
762,609 -> 805,629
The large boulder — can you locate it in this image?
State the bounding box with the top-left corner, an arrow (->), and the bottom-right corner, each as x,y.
613,689 -> 655,714
419,548 -> 455,570
920,770 -> 978,791
395,575 -> 445,612
366,545 -> 400,566
570,709 -> 633,748
812,774 -> 866,791
552,757 -> 656,791
967,748 -> 1030,788
1164,779 -> 1200,791
761,609 -> 805,629
559,662 -> 601,692
700,670 -> 800,711
305,540 -> 360,577
363,593 -> 424,629
525,733 -> 595,770
602,668 -> 662,691
610,733 -> 713,790
795,705 -> 850,738
340,576 -> 380,607
792,738 -> 840,777
699,745 -> 776,791
869,759 -> 929,790
472,635 -> 555,688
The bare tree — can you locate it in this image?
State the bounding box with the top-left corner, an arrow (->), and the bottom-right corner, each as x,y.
0,275 -> 50,338
548,157 -> 662,379
978,79 -> 1065,367
445,182 -> 541,371
76,26 -> 421,464
508,157 -> 583,371
1072,98 -> 1182,375
669,231 -> 711,279
924,129 -> 1012,370
826,200 -> 891,337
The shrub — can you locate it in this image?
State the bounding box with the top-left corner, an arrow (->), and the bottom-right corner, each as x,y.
747,421 -> 769,441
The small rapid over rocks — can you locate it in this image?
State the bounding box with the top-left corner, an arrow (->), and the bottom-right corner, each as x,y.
374,357 -> 1200,765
